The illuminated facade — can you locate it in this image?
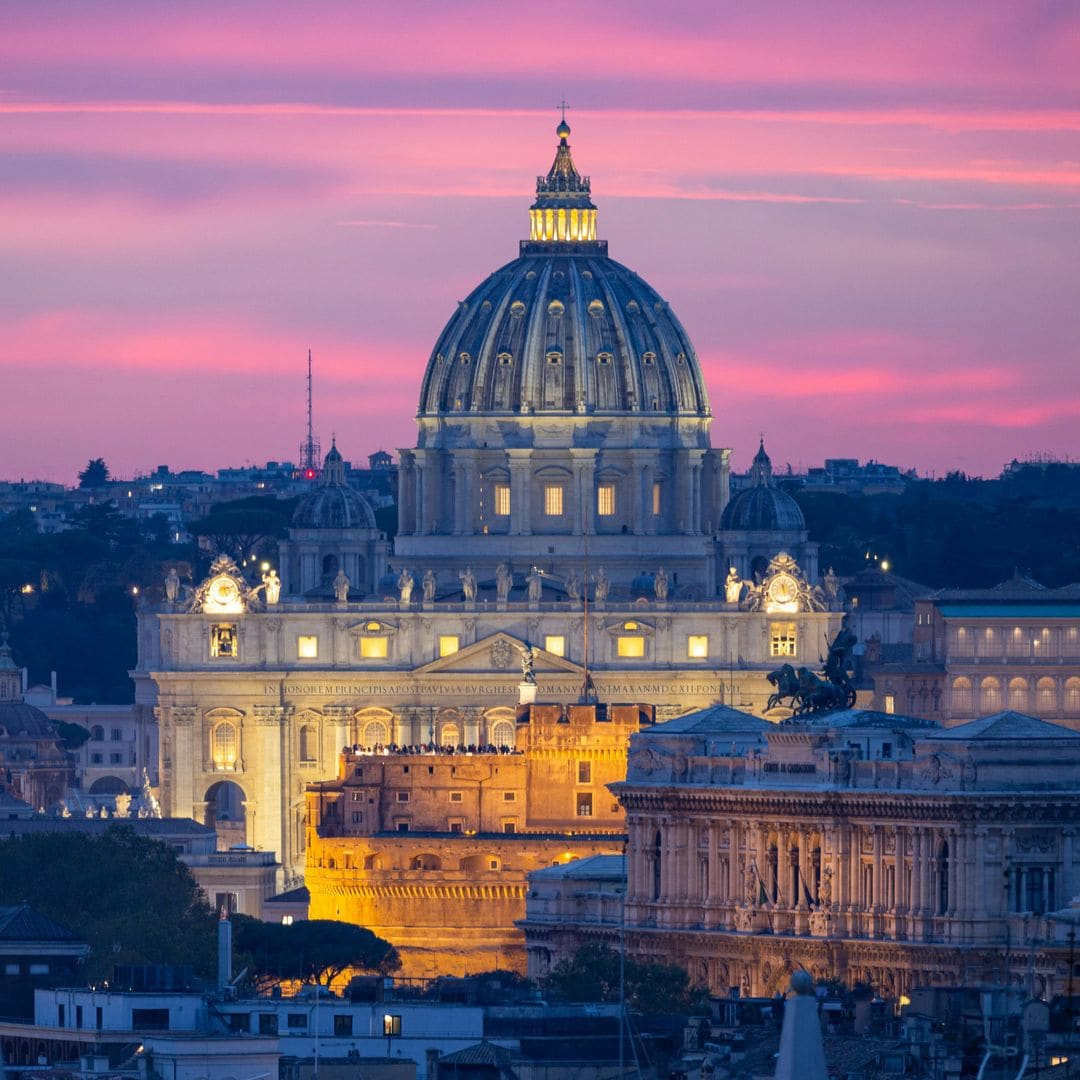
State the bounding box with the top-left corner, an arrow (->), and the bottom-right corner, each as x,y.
136,123 -> 843,927
304,703 -> 642,975
521,706 -> 1080,1000
873,578 -> 1080,731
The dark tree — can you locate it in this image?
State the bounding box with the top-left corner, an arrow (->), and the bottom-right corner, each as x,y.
189,496 -> 299,562
77,458 -> 110,488
0,827 -> 217,980
542,942 -> 703,1015
232,916 -> 400,988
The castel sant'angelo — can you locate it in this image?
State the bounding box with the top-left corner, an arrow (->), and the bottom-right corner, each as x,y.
135,121 -> 851,976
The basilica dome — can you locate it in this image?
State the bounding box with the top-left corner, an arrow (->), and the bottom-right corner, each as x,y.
291,443 -> 376,530
721,441 -> 806,532
416,122 -> 710,420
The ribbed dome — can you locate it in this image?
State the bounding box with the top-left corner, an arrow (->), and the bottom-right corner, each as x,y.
417,124 -> 710,420
721,440 -> 806,532
0,701 -> 57,739
291,444 -> 376,530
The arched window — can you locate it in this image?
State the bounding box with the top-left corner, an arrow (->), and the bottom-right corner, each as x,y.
212,722 -> 238,771
1008,677 -> 1028,712
937,841 -> 950,915
951,677 -> 973,715
440,722 -> 460,747
299,723 -> 317,762
979,677 -> 1001,714
1037,678 -> 1057,715
1065,678 -> 1080,715
362,719 -> 388,748
491,720 -> 515,748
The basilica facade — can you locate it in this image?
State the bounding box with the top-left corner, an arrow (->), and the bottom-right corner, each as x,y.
134,122 -> 843,885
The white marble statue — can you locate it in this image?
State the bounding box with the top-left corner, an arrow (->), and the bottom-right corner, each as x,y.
495,562 -> 512,602
565,570 -> 582,604
594,566 -> 611,603
725,566 -> 743,604
333,568 -> 350,603
526,568 -> 543,603
398,567 -> 414,604
459,566 -> 477,602
422,569 -> 436,603
262,569 -> 281,605
164,567 -> 181,603
654,566 -> 669,601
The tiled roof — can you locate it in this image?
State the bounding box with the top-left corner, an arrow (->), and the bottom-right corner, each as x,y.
265,886 -> 310,904
438,1040 -> 514,1066
640,704 -> 771,736
529,854 -> 625,882
929,711 -> 1080,741
0,904 -> 84,943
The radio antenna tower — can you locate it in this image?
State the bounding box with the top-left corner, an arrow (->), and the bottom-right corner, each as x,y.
299,349 -> 321,476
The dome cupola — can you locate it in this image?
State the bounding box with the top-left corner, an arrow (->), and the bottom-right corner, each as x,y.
721,440 -> 806,532
291,441 -> 376,530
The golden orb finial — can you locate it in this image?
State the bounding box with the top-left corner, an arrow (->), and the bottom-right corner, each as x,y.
556,118 -> 571,140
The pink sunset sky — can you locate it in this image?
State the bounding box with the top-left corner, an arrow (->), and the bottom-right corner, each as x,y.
2,1 -> 1079,483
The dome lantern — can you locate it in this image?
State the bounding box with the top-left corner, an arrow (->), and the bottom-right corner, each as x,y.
526,120 -> 602,251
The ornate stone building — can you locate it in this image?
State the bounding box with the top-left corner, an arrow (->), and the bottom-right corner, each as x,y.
520,705 -> 1080,1000
872,577 -> 1080,730
304,703 -> 643,975
135,122 -> 844,890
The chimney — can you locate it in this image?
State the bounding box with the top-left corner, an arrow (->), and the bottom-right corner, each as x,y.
51,671 -> 58,702
217,907 -> 233,990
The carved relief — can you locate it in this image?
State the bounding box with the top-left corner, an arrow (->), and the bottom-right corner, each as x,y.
489,639 -> 514,670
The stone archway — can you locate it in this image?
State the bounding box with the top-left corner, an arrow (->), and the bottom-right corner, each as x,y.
204,779 -> 247,850
88,776 -> 129,796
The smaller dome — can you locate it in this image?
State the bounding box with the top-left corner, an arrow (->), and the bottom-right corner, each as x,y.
291,443 -> 377,530
721,440 -> 806,532
0,701 -> 58,740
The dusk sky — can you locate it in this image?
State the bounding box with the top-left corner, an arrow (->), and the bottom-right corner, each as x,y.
3,1 -> 1079,483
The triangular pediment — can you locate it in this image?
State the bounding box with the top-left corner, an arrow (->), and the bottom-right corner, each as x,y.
414,631 -> 584,676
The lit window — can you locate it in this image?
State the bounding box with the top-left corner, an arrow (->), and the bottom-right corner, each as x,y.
883,693 -> 896,715
652,481 -> 661,516
597,483 -> 615,516
439,635 -> 460,657
577,793 -> 593,816
544,485 -> 563,516
618,636 -> 645,658
688,635 -> 708,659
297,635 -> 318,659
493,483 -> 511,517
210,624 -> 237,659
360,637 -> 388,659
382,1015 -> 402,1037
770,622 -> 797,658
212,722 -> 238,771
577,761 -> 591,784
545,635 -> 566,657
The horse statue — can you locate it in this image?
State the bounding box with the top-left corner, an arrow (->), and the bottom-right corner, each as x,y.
794,667 -> 852,715
766,663 -> 800,711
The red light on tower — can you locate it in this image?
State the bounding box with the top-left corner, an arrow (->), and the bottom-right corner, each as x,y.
305,468 -> 316,480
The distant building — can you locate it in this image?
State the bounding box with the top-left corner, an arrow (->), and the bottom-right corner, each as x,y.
0,906 -> 89,1019
873,575 -> 1080,729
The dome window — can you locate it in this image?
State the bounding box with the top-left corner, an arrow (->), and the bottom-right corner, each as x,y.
643,352 -> 656,366
546,351 -> 563,365
547,300 -> 565,317
510,301 -> 526,318
626,300 -> 640,314
597,352 -> 613,365
588,299 -> 605,316
481,300 -> 492,312
435,353 -> 444,363
525,270 -> 536,280
497,352 -> 513,366
582,270 -> 593,279
676,352 -> 686,364
459,352 -> 471,364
